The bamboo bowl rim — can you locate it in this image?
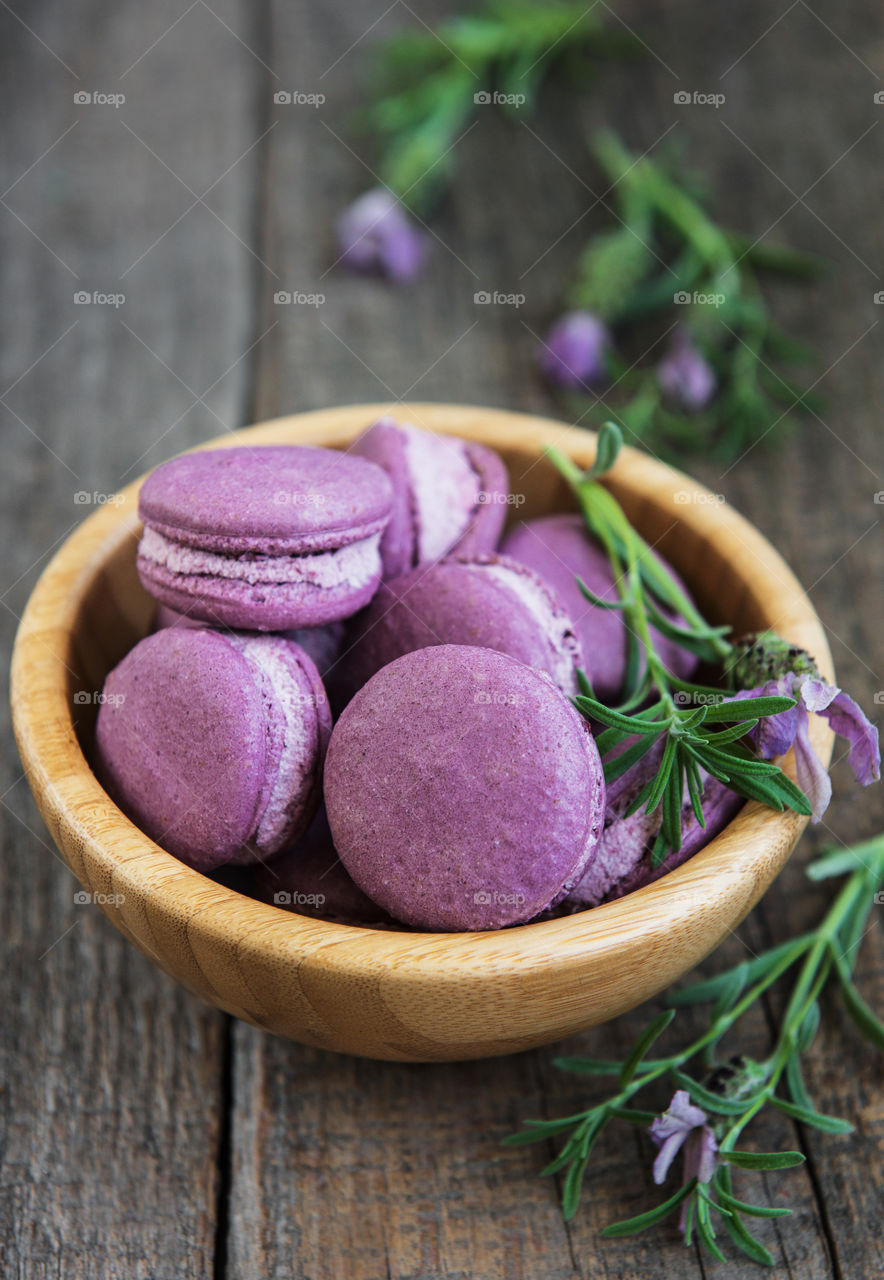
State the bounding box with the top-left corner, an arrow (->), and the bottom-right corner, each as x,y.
11,403 -> 833,1011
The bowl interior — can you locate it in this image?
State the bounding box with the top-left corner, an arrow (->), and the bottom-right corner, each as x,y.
13,404 -> 833,1061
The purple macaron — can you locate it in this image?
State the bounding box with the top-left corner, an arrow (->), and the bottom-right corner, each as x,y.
502,513 -> 699,701
247,806 -> 394,927
152,603 -> 346,683
137,445 -> 393,631
350,418 -> 509,578
335,553 -> 584,707
324,645 -> 606,930
561,739 -> 743,910
95,627 -> 332,872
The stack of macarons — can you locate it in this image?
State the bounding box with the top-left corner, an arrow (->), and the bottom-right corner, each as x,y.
92,417 -> 737,931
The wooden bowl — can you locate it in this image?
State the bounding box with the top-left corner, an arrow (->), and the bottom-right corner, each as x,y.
10,404 -> 833,1061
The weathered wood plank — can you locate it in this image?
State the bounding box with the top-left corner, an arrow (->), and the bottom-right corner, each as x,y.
0,1 -> 265,1275
227,1 -> 882,1278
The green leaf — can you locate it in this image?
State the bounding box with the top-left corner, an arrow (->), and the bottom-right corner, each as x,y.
832,952 -> 884,1048
502,1111 -> 592,1145
695,1193 -> 727,1262
601,1179 -> 698,1237
602,734 -> 659,785
572,697 -> 663,735
722,1211 -> 776,1266
770,1096 -> 852,1134
576,577 -> 631,611
796,1000 -> 820,1052
785,1051 -> 813,1112
725,1150 -> 806,1170
587,421 -> 623,477
710,961 -> 750,1021
807,836 -> 884,881
668,935 -> 811,1006
714,1187 -> 793,1219
619,1008 -> 675,1087
700,695 -> 796,722
670,1069 -> 753,1115
610,1106 -> 659,1123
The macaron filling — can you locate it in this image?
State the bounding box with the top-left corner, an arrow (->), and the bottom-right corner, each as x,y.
226,634 -> 331,857
401,424 -> 483,562
139,526 -> 382,591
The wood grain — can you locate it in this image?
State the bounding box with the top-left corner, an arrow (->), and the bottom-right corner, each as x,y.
0,1 -> 262,1275
2,0 -> 883,1276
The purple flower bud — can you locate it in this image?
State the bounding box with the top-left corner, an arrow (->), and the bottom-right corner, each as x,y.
650,1090 -> 719,1237
336,188 -> 427,283
735,671 -> 880,822
657,330 -> 716,411
538,311 -> 611,388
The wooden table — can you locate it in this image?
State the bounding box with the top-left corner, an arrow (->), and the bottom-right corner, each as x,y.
2,2 -> 882,1276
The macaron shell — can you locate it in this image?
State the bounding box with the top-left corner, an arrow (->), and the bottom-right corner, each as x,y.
95,629 -> 268,871
137,538 -> 383,631
350,419 -> 509,577
324,645 -> 605,930
138,445 -> 393,555
335,553 -> 583,707
453,441 -> 510,557
502,513 -> 698,699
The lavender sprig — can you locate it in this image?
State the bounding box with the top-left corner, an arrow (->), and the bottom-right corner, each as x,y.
505,835 -> 884,1265
548,423 -> 879,862
360,1 -> 638,214
542,133 -> 825,460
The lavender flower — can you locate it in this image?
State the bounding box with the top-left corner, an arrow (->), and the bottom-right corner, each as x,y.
650,1090 -> 718,1234
657,330 -> 717,411
538,311 -> 611,388
336,188 -> 426,283
730,635 -> 881,822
